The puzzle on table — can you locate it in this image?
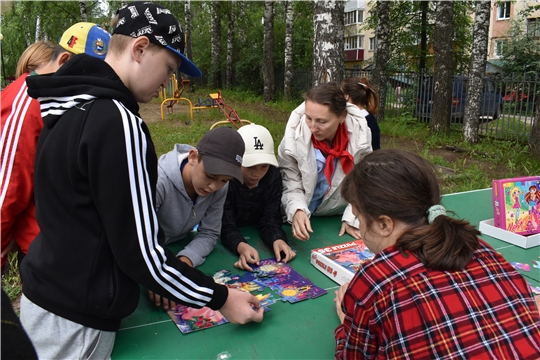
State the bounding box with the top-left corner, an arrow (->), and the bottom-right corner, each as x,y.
167,259 -> 327,333
310,240 -> 375,285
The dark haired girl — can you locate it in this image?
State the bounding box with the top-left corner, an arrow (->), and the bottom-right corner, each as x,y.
334,149 -> 540,359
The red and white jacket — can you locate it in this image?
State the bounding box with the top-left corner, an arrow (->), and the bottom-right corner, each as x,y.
1,73 -> 42,266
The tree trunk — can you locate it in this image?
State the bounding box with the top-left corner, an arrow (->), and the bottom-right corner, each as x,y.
463,0 -> 491,143
263,0 -> 275,102
312,0 -> 345,86
184,0 -> 193,81
284,0 -> 294,102
371,0 -> 390,122
35,15 -> 41,41
226,1 -> 236,89
210,1 -> 222,89
530,92 -> 540,158
431,1 -> 454,133
79,1 -> 87,22
419,0 -> 428,72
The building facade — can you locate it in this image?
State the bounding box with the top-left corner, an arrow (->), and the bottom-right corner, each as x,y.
344,0 -> 375,69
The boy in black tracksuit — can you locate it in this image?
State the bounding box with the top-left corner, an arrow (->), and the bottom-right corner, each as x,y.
221,124 -> 296,271
20,3 -> 262,358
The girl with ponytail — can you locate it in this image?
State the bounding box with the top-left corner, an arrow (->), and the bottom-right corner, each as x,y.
341,77 -> 381,150
334,149 -> 540,359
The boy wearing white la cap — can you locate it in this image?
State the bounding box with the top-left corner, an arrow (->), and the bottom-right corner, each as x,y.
221,124 -> 296,271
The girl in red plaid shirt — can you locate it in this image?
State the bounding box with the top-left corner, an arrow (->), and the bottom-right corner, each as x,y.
334,149 -> 540,359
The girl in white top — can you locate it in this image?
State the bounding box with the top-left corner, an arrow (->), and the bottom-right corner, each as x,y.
278,82 -> 372,241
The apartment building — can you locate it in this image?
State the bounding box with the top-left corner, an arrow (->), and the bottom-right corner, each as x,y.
344,0 -> 375,69
487,0 -> 540,73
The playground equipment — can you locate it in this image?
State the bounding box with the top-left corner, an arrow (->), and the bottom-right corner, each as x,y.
160,76 -> 250,129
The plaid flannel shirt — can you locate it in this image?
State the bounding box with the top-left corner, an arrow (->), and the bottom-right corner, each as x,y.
335,239 -> 540,359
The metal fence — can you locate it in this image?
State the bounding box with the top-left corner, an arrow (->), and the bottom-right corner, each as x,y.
158,68 -> 540,144
345,70 -> 539,144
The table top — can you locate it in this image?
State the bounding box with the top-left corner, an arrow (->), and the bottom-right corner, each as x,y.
112,188 -> 540,359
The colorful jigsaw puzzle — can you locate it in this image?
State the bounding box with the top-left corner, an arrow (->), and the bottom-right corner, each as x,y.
167,259 -> 327,333
251,258 -> 328,303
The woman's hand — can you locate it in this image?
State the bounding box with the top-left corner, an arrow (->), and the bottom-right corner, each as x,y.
235,243 -> 260,271
339,221 -> 362,239
273,240 -> 296,263
292,210 -> 313,240
334,282 -> 350,324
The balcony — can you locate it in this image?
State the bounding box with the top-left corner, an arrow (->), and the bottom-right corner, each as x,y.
345,49 -> 364,62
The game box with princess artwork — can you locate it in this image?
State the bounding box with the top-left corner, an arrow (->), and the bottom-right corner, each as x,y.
310,240 -> 375,285
491,176 -> 540,236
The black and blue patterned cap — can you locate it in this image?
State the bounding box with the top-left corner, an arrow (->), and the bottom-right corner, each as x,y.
114,2 -> 201,77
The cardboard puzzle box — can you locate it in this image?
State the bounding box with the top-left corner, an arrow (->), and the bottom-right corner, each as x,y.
492,176 -> 540,236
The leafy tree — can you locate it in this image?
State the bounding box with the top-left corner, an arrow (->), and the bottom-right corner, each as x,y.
364,0 -> 473,72
1,1 -> 107,79
499,17 -> 540,74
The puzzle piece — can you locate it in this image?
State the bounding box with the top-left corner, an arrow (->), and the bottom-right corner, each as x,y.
168,304 -> 228,334
510,262 -> 531,272
528,282 -> 540,296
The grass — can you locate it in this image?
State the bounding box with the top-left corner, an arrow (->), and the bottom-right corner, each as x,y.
2,253 -> 22,313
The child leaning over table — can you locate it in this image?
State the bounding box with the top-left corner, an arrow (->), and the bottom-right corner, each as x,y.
148,127 -> 245,309
221,124 -> 296,271
155,126 -> 245,268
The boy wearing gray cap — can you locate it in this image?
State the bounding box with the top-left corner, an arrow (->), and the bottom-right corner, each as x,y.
20,3 -> 263,359
148,127 -> 244,309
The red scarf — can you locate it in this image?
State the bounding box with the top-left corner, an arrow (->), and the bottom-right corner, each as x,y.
312,122 -> 355,186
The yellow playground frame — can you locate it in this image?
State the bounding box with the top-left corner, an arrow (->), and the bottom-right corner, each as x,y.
160,74 -> 251,129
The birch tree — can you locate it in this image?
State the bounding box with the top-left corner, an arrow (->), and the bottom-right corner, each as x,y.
284,0 -> 294,101
79,1 -> 87,22
371,0 -> 390,122
463,0 -> 491,143
312,0 -> 344,86
210,1 -> 222,88
431,1 -> 454,133
263,0 -> 275,102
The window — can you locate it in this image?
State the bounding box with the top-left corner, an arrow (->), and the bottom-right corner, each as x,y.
345,10 -> 364,25
497,2 -> 510,20
527,18 -> 540,37
369,37 -> 376,51
345,36 -> 363,50
345,11 -> 357,25
494,39 -> 507,58
345,36 -> 358,50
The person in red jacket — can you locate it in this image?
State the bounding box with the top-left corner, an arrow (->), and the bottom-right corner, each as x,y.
0,23 -> 110,272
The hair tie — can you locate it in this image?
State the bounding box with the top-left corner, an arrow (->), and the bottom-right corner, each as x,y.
358,82 -> 367,88
427,204 -> 446,224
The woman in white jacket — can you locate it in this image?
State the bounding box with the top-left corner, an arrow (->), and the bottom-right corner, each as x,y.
278,82 -> 373,241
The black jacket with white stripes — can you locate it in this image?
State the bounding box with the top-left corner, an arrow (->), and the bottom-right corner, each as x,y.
22,54 -> 227,331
